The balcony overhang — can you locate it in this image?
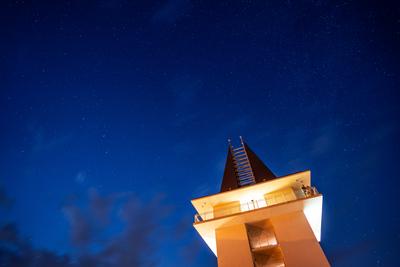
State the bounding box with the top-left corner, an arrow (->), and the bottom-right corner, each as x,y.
193,194 -> 323,256
191,170 -> 311,216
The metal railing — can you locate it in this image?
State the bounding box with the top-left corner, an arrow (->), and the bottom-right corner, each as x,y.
194,199 -> 266,223
194,186 -> 319,223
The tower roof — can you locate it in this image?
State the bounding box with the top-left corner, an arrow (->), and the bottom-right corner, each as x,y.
220,138 -> 276,192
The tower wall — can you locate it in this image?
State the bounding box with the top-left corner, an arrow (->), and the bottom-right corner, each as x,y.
271,211 -> 330,267
215,224 -> 254,267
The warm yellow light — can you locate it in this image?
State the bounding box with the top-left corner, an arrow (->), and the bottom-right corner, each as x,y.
303,196 -> 323,241
239,193 -> 267,212
204,236 -> 218,255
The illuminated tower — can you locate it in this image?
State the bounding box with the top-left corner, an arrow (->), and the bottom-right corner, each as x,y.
191,137 -> 330,267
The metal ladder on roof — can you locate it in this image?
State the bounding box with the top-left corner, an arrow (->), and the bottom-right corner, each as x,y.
229,136 -> 256,186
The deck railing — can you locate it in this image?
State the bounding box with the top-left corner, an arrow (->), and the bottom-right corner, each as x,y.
194,186 -> 319,223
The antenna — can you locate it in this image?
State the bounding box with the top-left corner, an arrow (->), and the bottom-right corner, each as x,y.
227,138 -> 233,150
239,135 -> 244,146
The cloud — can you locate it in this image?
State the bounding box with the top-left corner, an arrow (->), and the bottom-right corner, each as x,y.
63,190 -> 171,267
31,129 -> 71,153
99,196 -> 161,267
310,125 -> 335,156
0,186 -> 14,210
75,172 -> 87,184
0,181 -> 195,267
0,223 -> 19,244
0,223 -> 71,267
0,223 -> 44,265
88,188 -> 114,225
62,205 -> 92,247
152,0 -> 192,24
0,189 -> 173,267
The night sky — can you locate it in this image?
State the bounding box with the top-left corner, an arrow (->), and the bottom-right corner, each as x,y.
1,1 -> 399,266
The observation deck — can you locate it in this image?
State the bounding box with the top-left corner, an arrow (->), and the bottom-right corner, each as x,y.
191,170 -> 323,256
194,185 -> 319,223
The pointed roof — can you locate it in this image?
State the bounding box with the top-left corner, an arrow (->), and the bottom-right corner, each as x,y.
220,138 -> 276,192
220,147 -> 240,192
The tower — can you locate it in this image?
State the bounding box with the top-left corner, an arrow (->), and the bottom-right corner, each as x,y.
191,138 -> 330,267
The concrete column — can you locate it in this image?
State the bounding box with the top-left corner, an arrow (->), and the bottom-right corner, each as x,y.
271,211 -> 330,267
216,224 -> 254,267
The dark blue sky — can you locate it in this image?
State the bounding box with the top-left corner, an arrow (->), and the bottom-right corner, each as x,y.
0,1 -> 399,266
